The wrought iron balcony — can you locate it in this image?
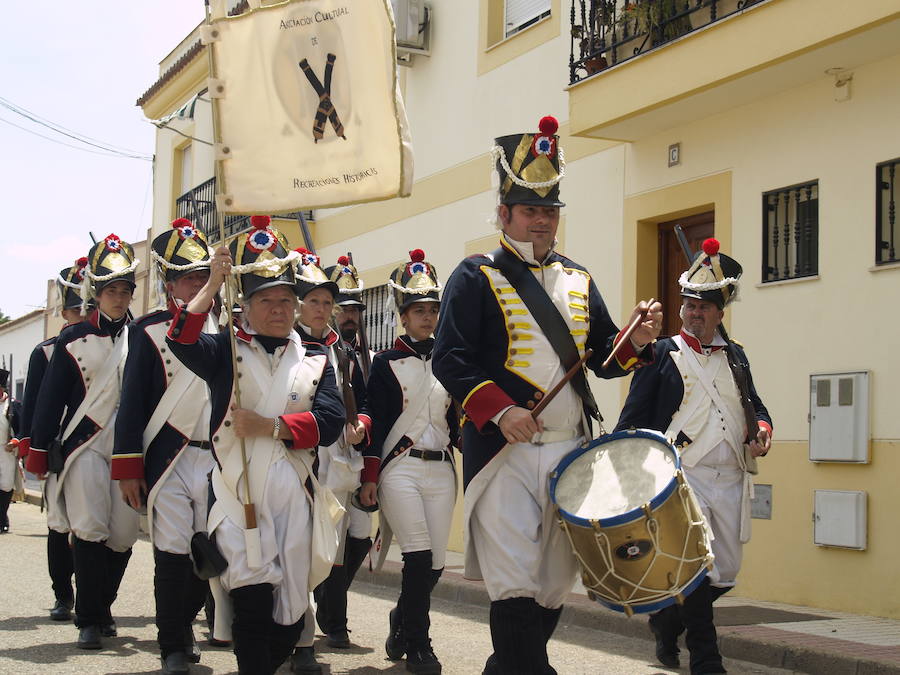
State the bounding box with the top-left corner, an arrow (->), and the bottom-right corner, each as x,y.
569,0 -> 767,84
174,177 -> 314,244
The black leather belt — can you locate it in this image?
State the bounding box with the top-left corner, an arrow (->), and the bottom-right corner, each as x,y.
408,448 -> 449,461
188,441 -> 212,450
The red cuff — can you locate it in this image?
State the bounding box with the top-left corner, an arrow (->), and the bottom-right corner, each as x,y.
361,456 -> 381,484
282,412 -> 320,449
357,414 -> 373,446
462,381 -> 516,431
111,454 -> 145,481
25,447 -> 47,475
17,438 -> 30,459
167,305 -> 208,344
758,420 -> 773,438
612,328 -> 647,371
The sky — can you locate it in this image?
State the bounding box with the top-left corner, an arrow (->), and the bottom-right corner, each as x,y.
0,3 -> 208,318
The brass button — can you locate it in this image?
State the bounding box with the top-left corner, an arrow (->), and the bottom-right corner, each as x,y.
160,348 -> 166,353
506,360 -> 514,367
499,299 -> 506,305
166,359 -> 171,364
172,328 -> 181,336
77,357 -> 82,361
224,421 -> 231,427
495,288 -> 502,295
526,400 -> 535,409
213,435 -> 219,442
511,334 -> 518,341
82,339 -> 87,343
505,310 -> 512,316
507,324 -> 515,331
167,372 -> 173,377
534,391 -> 543,400
81,367 -> 86,372
166,321 -> 172,327
510,349 -> 517,355
312,379 -> 318,385
236,356 -> 243,362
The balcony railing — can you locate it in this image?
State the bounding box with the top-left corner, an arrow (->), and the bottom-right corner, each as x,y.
569,0 -> 766,84
876,158 -> 898,265
175,177 -> 314,244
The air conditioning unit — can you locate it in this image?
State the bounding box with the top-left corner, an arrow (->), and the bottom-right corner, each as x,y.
391,0 -> 431,63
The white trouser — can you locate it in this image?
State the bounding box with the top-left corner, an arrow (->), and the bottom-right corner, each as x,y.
152,444 -> 216,555
684,463 -> 743,587
347,503 -> 372,540
0,448 -> 16,491
215,456 -> 312,626
45,473 -> 70,533
378,452 -> 455,570
62,445 -> 139,552
470,438 -> 581,609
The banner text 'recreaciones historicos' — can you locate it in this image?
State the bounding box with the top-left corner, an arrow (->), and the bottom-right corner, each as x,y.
280,7 -> 350,30
293,168 -> 378,190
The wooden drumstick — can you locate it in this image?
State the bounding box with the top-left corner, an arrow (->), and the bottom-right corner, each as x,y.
602,298 -> 655,370
531,349 -> 594,419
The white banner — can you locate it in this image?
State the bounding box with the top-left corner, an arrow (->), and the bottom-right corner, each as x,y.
209,0 -> 413,213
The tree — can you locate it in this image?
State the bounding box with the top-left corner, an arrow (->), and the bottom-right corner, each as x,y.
0,309 -> 10,325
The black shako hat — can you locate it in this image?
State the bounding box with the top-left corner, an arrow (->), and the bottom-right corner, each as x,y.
679,238 -> 743,309
229,216 -> 298,299
388,249 -> 441,313
325,256 -> 366,309
493,115 -> 565,207
293,249 -> 339,300
57,257 -> 92,311
150,218 -> 212,282
86,234 -> 139,301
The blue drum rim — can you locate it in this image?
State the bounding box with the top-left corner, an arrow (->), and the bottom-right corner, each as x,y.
592,567 -> 710,614
549,428 -> 681,529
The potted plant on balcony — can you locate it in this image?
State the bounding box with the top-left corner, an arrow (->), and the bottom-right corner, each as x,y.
617,0 -> 693,54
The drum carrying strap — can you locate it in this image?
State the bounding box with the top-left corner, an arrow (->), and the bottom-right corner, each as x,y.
491,247 -> 600,421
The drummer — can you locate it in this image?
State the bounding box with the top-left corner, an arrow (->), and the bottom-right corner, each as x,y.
616,239 -> 772,674
432,116 -> 662,674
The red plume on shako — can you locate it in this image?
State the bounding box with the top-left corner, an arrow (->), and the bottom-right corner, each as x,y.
294,247 -> 320,267
172,217 -> 199,240
408,249 -> 429,275
702,238 -> 721,256
245,215 -> 277,253
531,115 -> 558,158
104,233 -> 122,252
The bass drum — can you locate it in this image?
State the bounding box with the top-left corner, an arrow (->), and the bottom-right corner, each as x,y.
549,429 -> 713,615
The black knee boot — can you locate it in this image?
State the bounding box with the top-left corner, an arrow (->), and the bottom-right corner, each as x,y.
488,597 -> 546,675
155,548 -> 198,659
230,584 -> 275,675
104,547 -> 132,627
314,563 -> 350,645
271,614 -> 305,672
649,602 -> 684,668
680,578 -> 726,674
0,489 -> 12,531
72,537 -> 109,629
48,529 -> 75,615
538,605 -> 563,674
344,536 -> 371,587
401,550 -> 441,673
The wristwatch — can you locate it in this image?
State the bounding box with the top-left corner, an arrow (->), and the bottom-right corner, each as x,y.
272,416 -> 282,439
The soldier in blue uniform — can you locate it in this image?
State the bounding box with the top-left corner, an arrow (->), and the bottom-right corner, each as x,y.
359,249 -> 458,675
28,234 -> 141,650
432,116 -> 662,674
289,252 -> 371,674
0,368 -> 22,533
616,239 -> 772,675
18,258 -> 92,619
112,218 -> 214,674
166,216 -> 345,675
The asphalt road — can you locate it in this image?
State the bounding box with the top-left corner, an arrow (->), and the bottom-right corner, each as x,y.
0,501 -> 799,674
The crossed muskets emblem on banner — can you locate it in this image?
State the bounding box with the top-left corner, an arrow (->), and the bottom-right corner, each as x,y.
299,53 -> 347,143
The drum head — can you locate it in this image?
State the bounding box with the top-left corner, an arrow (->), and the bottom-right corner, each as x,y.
554,431 -> 677,522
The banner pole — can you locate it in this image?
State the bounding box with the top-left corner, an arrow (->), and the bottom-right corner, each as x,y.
204,0 -> 259,544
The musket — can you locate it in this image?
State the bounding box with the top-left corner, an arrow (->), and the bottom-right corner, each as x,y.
334,340 -> 359,428
347,251 -> 372,382
674,225 -> 759,443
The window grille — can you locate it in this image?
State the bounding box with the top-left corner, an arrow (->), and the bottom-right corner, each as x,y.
762,181 -> 818,282
359,284 -> 397,353
876,158 -> 898,265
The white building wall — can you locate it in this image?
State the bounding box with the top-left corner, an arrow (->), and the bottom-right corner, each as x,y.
0,312 -> 45,400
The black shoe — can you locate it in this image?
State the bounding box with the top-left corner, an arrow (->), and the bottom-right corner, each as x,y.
481,653 -> 499,675
207,637 -> 231,648
77,625 -> 102,650
290,646 -> 323,673
184,626 -> 201,663
161,651 -> 190,674
326,628 -> 351,648
385,606 -> 405,660
50,599 -> 74,622
649,619 -> 680,668
101,621 -> 117,637
406,645 -> 442,674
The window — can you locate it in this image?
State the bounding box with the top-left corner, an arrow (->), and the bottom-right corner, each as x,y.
359,284 -> 397,353
179,143 -> 193,196
505,0 -> 551,37
876,157 -> 898,265
762,181 -> 818,282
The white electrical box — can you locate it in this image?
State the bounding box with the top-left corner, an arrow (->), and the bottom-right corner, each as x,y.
808,371 -> 869,462
813,490 -> 867,550
391,0 -> 428,49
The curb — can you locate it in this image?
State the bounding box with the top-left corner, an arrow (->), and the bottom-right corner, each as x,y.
361,562 -> 900,675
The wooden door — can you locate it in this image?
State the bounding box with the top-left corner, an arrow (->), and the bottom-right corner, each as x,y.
657,213 -> 714,338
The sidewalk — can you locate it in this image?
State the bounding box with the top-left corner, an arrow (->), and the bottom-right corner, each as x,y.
369,544 -> 900,675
